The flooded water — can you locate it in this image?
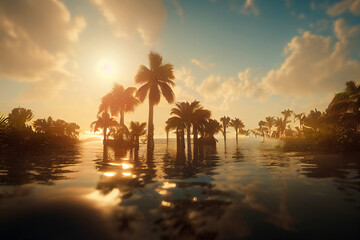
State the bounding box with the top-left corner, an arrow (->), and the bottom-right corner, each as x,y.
0,138 -> 359,239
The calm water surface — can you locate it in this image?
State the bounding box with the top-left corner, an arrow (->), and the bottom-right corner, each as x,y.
0,138 -> 359,239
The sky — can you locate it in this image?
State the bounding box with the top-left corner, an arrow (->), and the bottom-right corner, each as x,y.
0,0 -> 360,138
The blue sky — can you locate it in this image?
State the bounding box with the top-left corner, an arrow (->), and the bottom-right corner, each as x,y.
0,0 -> 359,137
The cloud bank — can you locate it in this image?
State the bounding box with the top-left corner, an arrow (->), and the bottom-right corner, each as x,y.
92,0 -> 166,45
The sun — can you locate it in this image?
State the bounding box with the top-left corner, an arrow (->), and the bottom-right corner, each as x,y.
97,59 -> 115,77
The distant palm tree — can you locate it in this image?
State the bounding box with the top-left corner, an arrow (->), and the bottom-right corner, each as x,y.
258,120 -> 267,140
129,121 -> 147,149
303,109 -> 323,131
99,83 -> 139,126
203,119 -> 222,139
220,116 -> 231,144
166,116 -> 185,152
230,118 -> 245,144
0,114 -> 10,142
192,107 -> 211,156
33,117 -> 54,134
91,112 -> 119,142
135,52 -> 175,151
8,107 -> 34,130
265,116 -> 275,137
274,117 -> 289,138
65,122 -> 80,139
294,113 -> 305,130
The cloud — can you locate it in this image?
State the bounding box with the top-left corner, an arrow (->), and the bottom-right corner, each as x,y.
191,59 -> 214,70
262,18 -> 360,97
327,0 -> 360,16
92,0 -> 166,45
174,67 -> 195,88
0,0 -> 85,98
309,18 -> 331,32
196,69 -> 268,109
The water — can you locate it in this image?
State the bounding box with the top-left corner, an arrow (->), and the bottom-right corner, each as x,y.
0,138 -> 359,239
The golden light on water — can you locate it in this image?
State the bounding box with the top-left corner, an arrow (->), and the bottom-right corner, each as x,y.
85,189 -> 121,206
122,172 -> 131,177
103,172 -> 116,177
161,201 -> 171,207
162,182 -> 176,189
122,163 -> 133,169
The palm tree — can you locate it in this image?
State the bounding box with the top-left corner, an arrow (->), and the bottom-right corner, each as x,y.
230,118 -> 245,144
99,83 -> 140,126
171,101 -> 203,157
274,117 -> 290,138
165,124 -> 170,147
265,116 -> 275,137
166,116 -> 185,152
129,121 -> 147,149
135,52 -> 175,151
258,120 -> 267,140
220,116 -> 231,144
8,107 -> 34,130
192,107 -> 211,156
0,114 -> 10,143
203,119 -> 222,140
294,113 -> 305,130
91,112 -> 119,142
65,122 -> 80,139
33,117 -> 54,134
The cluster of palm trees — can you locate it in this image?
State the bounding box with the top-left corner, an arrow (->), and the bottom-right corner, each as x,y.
255,81 -> 360,150
0,107 -> 80,149
164,104 -> 247,157
91,52 -> 175,152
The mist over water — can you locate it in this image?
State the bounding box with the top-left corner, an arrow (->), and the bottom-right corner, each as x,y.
1,138 -> 359,239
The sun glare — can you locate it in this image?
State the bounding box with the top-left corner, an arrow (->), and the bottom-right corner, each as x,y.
97,59 -> 115,77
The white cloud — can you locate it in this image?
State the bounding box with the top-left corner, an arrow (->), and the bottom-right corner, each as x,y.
174,67 -> 195,88
262,18 -> 360,97
92,0 -> 166,45
196,69 -> 268,109
0,0 -> 86,98
191,59 -> 214,70
327,0 -> 360,16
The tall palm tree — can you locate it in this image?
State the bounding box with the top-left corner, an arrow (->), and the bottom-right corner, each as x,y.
230,118 -> 245,144
265,116 -> 275,137
99,83 -> 140,126
220,116 -> 231,144
258,120 -> 267,140
91,112 -> 119,142
135,52 -> 175,151
129,121 -> 147,149
274,117 -> 289,138
8,107 -> 34,130
165,124 -> 170,147
203,119 -> 222,140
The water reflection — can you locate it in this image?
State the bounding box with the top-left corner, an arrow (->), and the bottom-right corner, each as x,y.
0,139 -> 359,239
0,145 -> 80,185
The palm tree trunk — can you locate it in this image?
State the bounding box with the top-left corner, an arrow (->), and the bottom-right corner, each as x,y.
223,126 -> 226,144
166,131 -> 169,147
186,124 -> 191,158
235,128 -> 238,144
148,101 -> 154,151
120,109 -> 125,126
103,127 -> 107,144
193,126 -> 198,157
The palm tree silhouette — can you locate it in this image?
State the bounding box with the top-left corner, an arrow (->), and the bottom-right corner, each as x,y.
203,119 -> 221,142
135,51 -> 175,151
220,116 -> 230,144
265,116 -> 275,138
171,101 -> 203,158
192,106 -> 211,156
8,107 -> 34,130
99,83 -> 139,126
91,112 -> 119,142
294,113 -> 305,130
230,118 -> 244,144
166,116 -> 185,155
33,117 -> 54,134
129,121 -> 147,150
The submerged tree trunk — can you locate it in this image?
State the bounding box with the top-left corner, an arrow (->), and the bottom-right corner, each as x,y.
103,127 -> 107,144
235,128 -> 238,145
193,126 -> 198,157
166,131 -> 169,147
186,124 -> 191,159
147,101 -> 154,152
